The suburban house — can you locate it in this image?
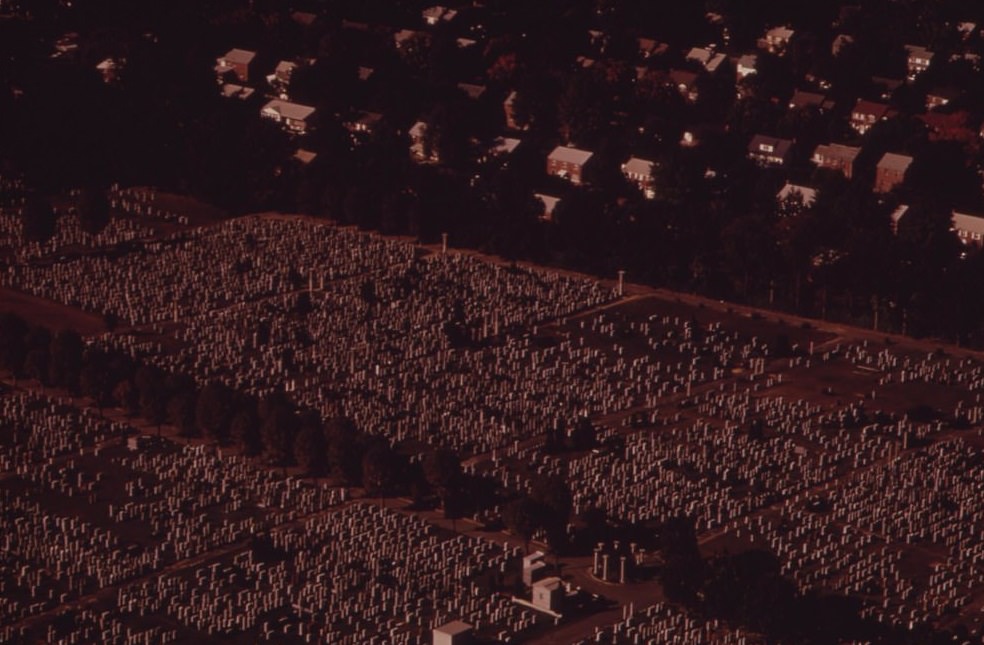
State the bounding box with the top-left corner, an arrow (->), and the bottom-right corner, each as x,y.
422,5 -> 457,26
668,69 -> 699,103
736,54 -> 758,80
96,58 -> 122,84
621,156 -> 656,198
259,99 -> 316,134
482,136 -> 521,163
293,149 -> 317,165
409,121 -> 438,162
760,26 -> 794,55
747,134 -> 794,166
637,37 -> 668,59
776,182 -> 817,209
535,193 -> 561,222
952,211 -> 984,246
267,61 -> 298,98
871,76 -> 903,101
503,91 -> 523,130
345,111 -> 383,139
926,87 -> 961,111
394,29 -> 428,51
686,47 -> 726,73
789,90 -> 832,112
832,33 -> 854,57
811,143 -> 861,179
220,83 -> 255,100
457,83 -> 486,100
215,48 -> 256,84
851,100 -> 892,135
547,146 -> 594,184
890,204 -> 909,234
905,44 -> 934,81
874,152 -> 913,193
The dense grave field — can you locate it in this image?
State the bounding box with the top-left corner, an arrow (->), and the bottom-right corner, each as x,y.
3,208 -> 984,642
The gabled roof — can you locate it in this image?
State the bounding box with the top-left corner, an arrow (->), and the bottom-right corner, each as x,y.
877,152 -> 913,173
261,99 -> 316,121
491,137 -> 521,155
736,54 -> 758,70
765,26 -> 795,41
686,47 -> 726,72
294,149 -> 317,164
621,156 -> 654,177
221,83 -> 255,100
812,143 -> 860,163
275,61 -> 297,76
952,211 -> 984,236
457,82 -> 486,100
548,146 -> 593,166
221,48 -> 256,65
748,134 -> 793,158
409,121 -> 428,138
789,90 -> 826,109
852,99 -> 890,118
777,182 -> 817,206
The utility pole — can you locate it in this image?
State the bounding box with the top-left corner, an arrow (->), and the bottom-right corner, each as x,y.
617,269 -> 625,297
441,232 -> 448,254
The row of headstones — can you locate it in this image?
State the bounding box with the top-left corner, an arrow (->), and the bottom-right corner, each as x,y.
0,391 -> 128,474
112,503 -> 536,643
3,215 -> 417,325
720,438 -> 984,631
572,602 -> 765,644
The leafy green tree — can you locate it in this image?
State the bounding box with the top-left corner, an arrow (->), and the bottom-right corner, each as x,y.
293,422 -> 327,475
195,381 -> 234,442
361,440 -> 398,500
423,448 -> 462,511
262,405 -> 298,469
0,312 -> 29,377
78,185 -> 111,235
325,416 -> 362,484
167,389 -> 197,437
21,195 -> 57,242
502,497 -> 540,553
80,348 -> 114,413
230,409 -> 262,456
135,366 -> 167,434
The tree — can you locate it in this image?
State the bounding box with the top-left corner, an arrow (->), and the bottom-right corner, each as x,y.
568,416 -> 596,451
423,448 -> 462,511
21,195 -> 57,243
113,379 -> 139,417
361,440 -> 398,501
78,185 -> 111,235
135,366 -> 167,434
167,389 -> 197,437
195,381 -> 234,442
48,329 -> 84,392
293,422 -> 326,475
530,475 -> 573,548
325,415 -> 362,484
502,497 -> 540,553
230,409 -> 262,456
79,348 -> 114,413
262,405 -> 298,469
0,312 -> 29,377
24,348 -> 50,389
659,515 -> 705,604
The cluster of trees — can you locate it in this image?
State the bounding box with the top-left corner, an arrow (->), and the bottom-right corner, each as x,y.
0,312 -> 490,510
501,474 -> 573,553
654,514 -> 971,644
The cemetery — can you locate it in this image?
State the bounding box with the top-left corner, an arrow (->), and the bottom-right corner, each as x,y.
2,190 -> 984,642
